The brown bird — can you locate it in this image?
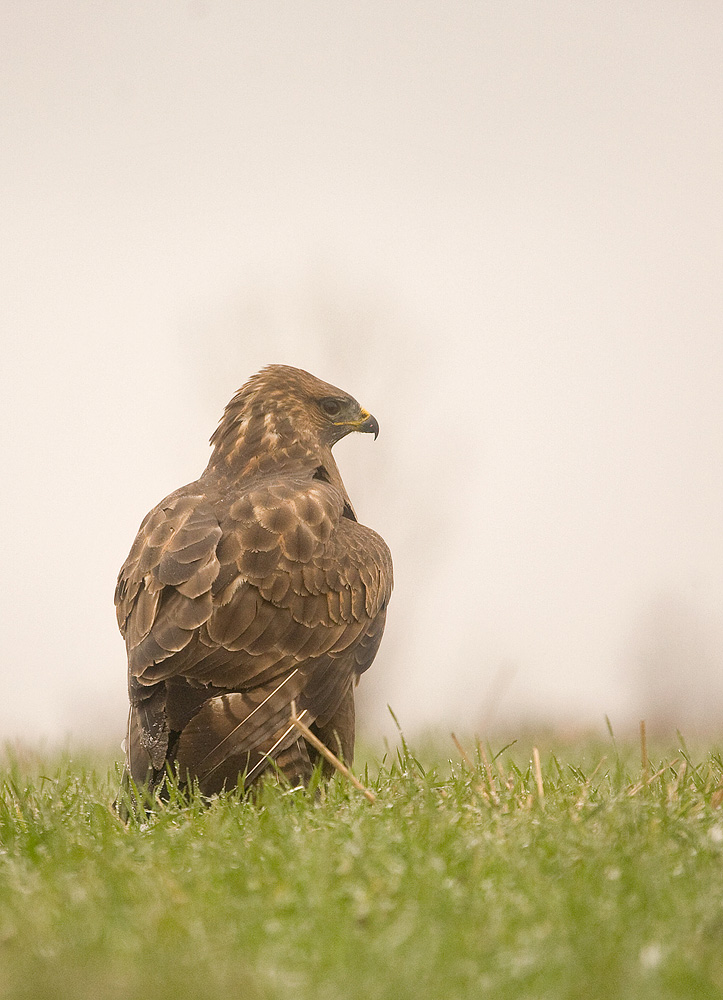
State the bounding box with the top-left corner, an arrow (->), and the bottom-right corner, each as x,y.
115,365 -> 392,801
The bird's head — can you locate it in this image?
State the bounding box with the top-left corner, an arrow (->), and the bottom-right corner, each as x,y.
209,365 -> 380,472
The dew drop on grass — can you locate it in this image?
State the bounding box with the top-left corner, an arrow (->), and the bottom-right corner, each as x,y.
639,943 -> 663,970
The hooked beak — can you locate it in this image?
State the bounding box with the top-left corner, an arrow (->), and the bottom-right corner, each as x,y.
331,407 -> 380,440
354,408 -> 379,439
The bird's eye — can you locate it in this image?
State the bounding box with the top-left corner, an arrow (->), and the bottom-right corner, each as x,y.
320,398 -> 342,418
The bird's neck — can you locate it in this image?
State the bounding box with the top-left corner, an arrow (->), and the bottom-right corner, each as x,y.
206,405 -> 349,497
205,400 -> 356,515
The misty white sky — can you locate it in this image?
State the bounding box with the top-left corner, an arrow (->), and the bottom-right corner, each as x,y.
2,2 -> 723,746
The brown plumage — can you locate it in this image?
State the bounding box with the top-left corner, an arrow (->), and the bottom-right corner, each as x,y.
115,365 -> 392,800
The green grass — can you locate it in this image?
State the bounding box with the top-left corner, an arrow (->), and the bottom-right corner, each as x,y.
1,731 -> 723,1000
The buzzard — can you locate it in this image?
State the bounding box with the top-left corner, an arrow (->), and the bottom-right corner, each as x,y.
115,365 -> 392,800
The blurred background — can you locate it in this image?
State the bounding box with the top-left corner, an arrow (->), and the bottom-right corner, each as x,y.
2,2 -> 722,750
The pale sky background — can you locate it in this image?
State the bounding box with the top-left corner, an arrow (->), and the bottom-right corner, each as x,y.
2,2 -> 723,748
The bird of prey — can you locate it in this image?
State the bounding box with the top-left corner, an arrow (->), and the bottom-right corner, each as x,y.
115,365 -> 392,800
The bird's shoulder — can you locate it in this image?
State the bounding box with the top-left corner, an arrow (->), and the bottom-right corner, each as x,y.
115,466 -> 392,641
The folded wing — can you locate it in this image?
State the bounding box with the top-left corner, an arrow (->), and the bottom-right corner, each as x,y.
115,475 -> 392,792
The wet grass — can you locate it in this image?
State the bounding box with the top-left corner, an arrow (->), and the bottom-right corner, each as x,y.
1,729 -> 722,999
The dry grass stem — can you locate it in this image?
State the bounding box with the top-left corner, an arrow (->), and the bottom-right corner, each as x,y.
532,746 -> 545,804
667,760 -> 687,801
451,732 -> 474,770
475,739 -> 500,804
585,755 -> 607,787
640,720 -> 649,786
289,701 -> 376,803
628,759 -> 680,797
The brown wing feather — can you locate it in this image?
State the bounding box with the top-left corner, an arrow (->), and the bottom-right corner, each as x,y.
116,472 -> 392,793
116,492 -> 222,676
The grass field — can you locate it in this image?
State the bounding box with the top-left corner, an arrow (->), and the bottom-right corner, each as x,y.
1,727 -> 723,1000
